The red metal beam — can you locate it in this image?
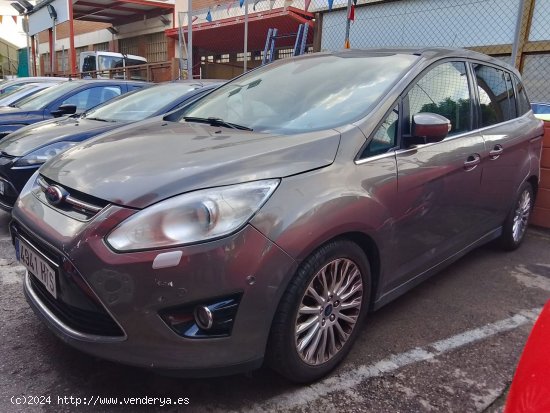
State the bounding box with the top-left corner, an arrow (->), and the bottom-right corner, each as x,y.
74,11 -> 134,19
114,0 -> 174,9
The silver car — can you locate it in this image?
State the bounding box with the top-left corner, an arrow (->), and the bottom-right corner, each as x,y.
11,48 -> 543,383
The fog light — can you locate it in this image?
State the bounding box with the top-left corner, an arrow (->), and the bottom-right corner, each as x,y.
159,293 -> 242,338
194,305 -> 213,330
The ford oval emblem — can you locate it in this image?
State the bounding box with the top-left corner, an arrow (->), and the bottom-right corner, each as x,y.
45,185 -> 65,206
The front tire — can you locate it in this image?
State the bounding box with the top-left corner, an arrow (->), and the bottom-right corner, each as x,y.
499,182 -> 534,251
267,239 -> 371,383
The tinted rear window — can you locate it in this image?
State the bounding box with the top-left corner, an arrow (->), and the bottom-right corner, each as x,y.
473,64 -> 514,127
514,75 -> 531,115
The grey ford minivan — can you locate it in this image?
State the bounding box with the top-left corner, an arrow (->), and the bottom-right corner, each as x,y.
11,48 -> 543,383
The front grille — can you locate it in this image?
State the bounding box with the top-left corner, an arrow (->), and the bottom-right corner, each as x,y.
13,222 -> 124,337
35,175 -> 109,220
29,275 -> 124,336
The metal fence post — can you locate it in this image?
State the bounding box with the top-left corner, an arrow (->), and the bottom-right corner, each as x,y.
512,0 -> 536,71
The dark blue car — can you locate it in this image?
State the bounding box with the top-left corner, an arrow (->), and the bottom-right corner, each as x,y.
0,79 -> 147,139
0,80 -> 220,210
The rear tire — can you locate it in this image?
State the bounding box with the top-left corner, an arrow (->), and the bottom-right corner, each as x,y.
499,182 -> 533,251
267,239 -> 371,383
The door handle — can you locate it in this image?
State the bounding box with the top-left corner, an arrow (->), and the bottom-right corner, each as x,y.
489,144 -> 504,160
464,154 -> 481,171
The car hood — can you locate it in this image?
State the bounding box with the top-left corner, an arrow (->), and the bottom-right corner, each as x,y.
0,107 -> 44,125
0,117 -> 122,156
42,119 -> 340,209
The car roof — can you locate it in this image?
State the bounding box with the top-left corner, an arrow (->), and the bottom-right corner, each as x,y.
0,77 -> 69,85
80,51 -> 146,60
308,48 -> 520,77
164,79 -> 224,87
64,79 -> 149,86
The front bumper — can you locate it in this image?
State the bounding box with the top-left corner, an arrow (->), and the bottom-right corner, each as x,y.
13,188 -> 297,374
0,155 -> 38,211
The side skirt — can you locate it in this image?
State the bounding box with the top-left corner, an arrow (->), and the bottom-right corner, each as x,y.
372,227 -> 503,311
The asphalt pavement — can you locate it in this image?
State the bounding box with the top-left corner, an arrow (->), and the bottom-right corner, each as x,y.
1,208 -> 549,413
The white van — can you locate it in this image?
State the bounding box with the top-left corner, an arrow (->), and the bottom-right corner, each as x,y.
80,51 -> 147,79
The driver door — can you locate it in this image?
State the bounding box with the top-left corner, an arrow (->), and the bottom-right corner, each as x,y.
386,61 -> 487,291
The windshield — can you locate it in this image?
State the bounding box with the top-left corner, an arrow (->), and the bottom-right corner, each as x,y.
16,81 -> 82,110
182,53 -> 418,133
0,84 -> 32,99
85,83 -> 200,122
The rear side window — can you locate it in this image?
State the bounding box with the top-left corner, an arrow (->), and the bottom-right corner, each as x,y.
504,72 -> 517,118
128,84 -> 146,91
407,61 -> 472,136
125,58 -> 146,67
473,64 -> 516,127
514,75 -> 531,115
62,86 -> 122,112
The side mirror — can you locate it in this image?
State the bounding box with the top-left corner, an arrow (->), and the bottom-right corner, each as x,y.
51,104 -> 77,118
408,113 -> 451,145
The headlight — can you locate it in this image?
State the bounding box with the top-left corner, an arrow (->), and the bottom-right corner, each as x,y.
106,179 -> 280,251
14,141 -> 78,167
19,170 -> 40,198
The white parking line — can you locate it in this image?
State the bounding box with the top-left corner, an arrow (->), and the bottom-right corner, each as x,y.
240,308 -> 541,413
510,264 -> 550,292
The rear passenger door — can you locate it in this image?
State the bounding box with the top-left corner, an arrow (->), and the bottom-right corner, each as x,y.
472,64 -> 532,227
389,61 -> 487,290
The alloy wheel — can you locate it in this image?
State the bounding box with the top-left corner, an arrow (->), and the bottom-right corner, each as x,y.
512,189 -> 532,243
294,258 -> 363,365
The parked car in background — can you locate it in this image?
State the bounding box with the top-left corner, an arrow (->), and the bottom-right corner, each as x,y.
531,102 -> 550,121
0,79 -> 147,139
0,80 -> 221,210
531,102 -> 550,114
0,83 -> 62,108
80,51 -> 147,79
0,77 -> 68,95
12,48 -> 543,383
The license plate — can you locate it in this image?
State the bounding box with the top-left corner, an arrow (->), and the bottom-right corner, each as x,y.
16,238 -> 57,298
0,180 -> 4,195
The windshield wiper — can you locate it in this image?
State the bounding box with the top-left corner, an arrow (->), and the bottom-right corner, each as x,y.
183,116 -> 252,131
86,117 -> 115,122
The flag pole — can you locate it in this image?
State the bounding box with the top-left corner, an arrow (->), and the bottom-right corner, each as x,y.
344,0 -> 352,48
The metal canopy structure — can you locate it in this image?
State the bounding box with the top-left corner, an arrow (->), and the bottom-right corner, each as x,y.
25,0 -> 175,76
165,7 -> 313,54
72,0 -> 174,25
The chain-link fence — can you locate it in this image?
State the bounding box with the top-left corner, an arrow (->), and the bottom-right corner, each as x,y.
318,0 -> 550,102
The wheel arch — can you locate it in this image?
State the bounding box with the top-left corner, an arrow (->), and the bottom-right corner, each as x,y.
285,230 -> 383,311
527,175 -> 539,204
336,231 -> 381,310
